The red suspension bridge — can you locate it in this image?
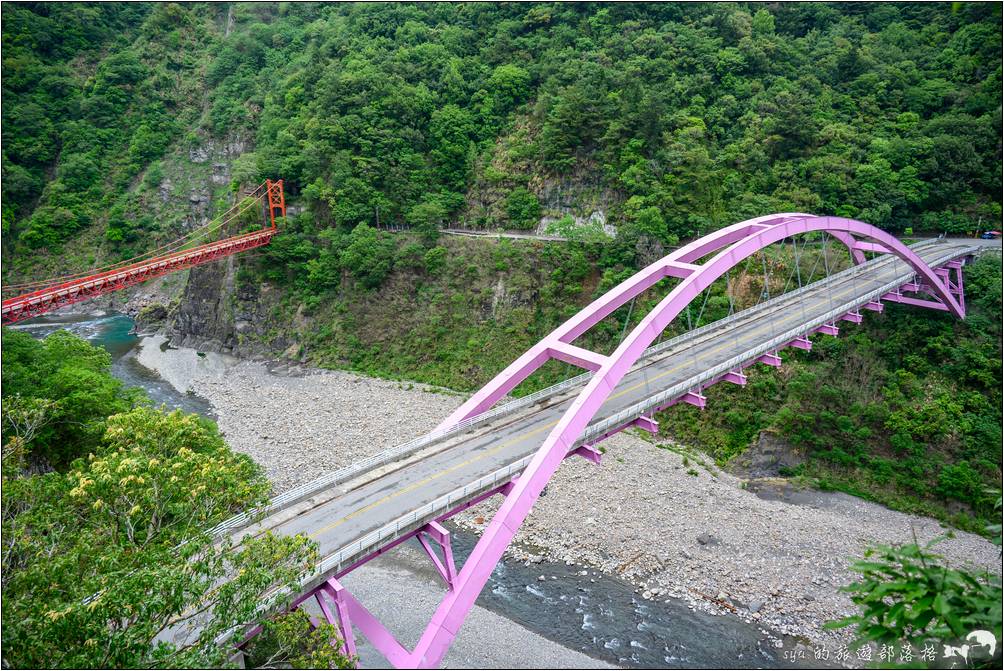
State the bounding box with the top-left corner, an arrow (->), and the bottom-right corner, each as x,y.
1,180 -> 285,325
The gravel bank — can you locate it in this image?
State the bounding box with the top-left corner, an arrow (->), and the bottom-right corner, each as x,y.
450,432 -> 1001,652
137,335 -> 462,493
135,336 -> 1001,658
137,336 -> 611,668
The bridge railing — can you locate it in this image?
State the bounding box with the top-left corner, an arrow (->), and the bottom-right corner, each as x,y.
586,242 -> 973,441
301,241 -> 976,581
210,239 -> 953,538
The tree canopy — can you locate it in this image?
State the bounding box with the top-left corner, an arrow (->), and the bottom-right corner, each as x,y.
1,329 -> 342,668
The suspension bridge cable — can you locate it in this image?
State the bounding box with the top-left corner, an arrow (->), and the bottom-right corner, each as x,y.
4,189 -> 265,291
4,185 -> 271,294
6,188 -> 266,290
6,183 -> 269,290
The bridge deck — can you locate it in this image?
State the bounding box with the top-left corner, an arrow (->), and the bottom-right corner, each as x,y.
215,240 -> 978,602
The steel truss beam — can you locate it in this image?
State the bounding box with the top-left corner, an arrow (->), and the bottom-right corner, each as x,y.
1,181 -> 285,325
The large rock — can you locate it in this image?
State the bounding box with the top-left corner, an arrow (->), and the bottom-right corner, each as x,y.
726,431 -> 805,479
167,256 -> 293,358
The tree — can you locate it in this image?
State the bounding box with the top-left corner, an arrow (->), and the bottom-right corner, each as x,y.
339,223 -> 395,289
504,187 -> 540,230
0,331 -> 345,667
1,403 -> 327,668
244,609 -> 356,669
1,329 -> 140,468
429,105 -> 475,192
406,200 -> 447,246
826,517 -> 1002,669
486,63 -> 531,118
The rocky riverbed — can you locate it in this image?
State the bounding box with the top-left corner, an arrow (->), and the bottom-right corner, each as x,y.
449,435 -> 1001,652
134,335 -> 1001,662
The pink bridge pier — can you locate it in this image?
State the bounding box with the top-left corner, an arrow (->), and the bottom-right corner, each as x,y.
178,215 -> 986,667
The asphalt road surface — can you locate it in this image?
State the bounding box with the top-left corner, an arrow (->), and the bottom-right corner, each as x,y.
244,239 -> 983,578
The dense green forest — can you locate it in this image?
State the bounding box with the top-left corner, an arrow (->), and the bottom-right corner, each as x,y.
1,3 -> 1000,528
660,254 -> 1002,533
0,329 -> 355,668
2,2 -> 1001,265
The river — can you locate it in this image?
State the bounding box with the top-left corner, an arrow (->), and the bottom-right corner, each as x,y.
13,312 -> 213,417
21,311 -> 822,669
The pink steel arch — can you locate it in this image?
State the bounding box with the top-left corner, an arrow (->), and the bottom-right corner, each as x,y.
280,215 -> 967,668
436,214 -> 962,433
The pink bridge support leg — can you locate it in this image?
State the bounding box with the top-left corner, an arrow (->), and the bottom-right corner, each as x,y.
633,414 -> 659,434
722,369 -> 747,386
417,521 -> 457,590
682,391 -> 707,408
317,579 -> 357,659
814,322 -> 840,336
757,351 -> 782,367
262,216 -> 969,669
786,335 -> 813,351
573,443 -> 603,464
323,578 -> 413,668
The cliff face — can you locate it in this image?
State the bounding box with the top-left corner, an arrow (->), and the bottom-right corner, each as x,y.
161,233 -> 603,392
167,256 -> 295,358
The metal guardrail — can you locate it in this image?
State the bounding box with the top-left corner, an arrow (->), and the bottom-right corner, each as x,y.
300,240 -> 978,582
216,240 -> 982,639
209,240 -> 963,537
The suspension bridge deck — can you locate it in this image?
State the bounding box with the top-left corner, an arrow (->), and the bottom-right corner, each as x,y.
1,180 -> 285,325
170,237 -> 982,652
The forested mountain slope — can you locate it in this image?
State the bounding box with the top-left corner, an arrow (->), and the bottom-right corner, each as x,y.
3,2 -> 1001,267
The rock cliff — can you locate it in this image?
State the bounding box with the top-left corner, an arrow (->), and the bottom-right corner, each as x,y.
167,256 -> 294,358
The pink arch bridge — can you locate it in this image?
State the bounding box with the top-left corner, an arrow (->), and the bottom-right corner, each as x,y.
227,214 -> 978,668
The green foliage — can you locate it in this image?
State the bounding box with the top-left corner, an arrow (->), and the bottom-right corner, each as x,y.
5,2 -> 1001,275
504,187 -> 541,230
1,331 -> 325,668
2,0 -> 1000,540
658,255 -> 1002,532
827,530 -> 1002,669
244,609 -> 356,669
340,224 -> 395,289
406,200 -> 447,246
423,245 -> 448,275
1,328 -> 141,468
1,2 -> 209,252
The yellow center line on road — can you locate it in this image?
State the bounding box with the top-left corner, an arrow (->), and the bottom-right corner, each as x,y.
308,419 -> 559,539
306,271 -> 890,544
